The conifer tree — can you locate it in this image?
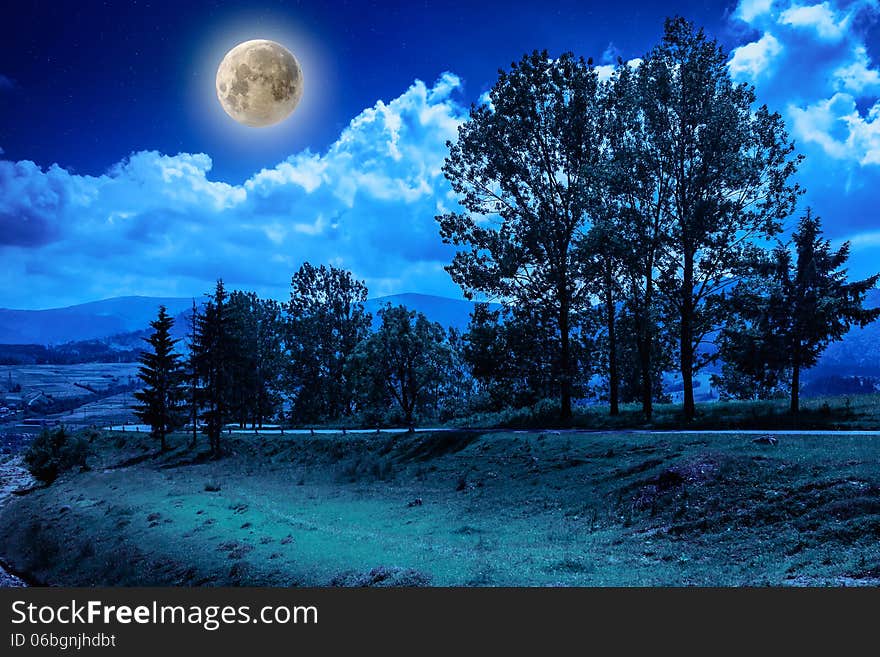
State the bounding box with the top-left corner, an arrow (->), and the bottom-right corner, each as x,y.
720,210 -> 880,413
192,280 -> 234,455
133,306 -> 183,451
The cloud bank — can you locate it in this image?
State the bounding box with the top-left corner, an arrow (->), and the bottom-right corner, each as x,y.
1,74 -> 466,308
728,0 -> 880,273
5,5 -> 880,309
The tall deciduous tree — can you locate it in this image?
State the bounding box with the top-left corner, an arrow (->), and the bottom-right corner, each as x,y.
437,51 -> 604,420
719,210 -> 880,413
349,305 -> 451,429
285,263 -> 371,423
601,61 -> 674,420
133,306 -> 183,451
640,17 -> 802,420
228,291 -> 284,429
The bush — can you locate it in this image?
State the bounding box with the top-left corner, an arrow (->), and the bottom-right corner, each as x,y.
23,426 -> 89,484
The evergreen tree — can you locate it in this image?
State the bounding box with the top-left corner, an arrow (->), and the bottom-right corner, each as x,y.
186,298 -> 200,448
133,306 -> 183,451
719,210 -> 880,412
191,280 -> 234,455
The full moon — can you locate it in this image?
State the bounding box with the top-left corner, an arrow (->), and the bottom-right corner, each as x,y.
215,39 -> 303,127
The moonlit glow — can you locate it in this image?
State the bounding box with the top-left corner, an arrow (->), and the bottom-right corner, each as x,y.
215,39 -> 303,127
189,15 -> 334,155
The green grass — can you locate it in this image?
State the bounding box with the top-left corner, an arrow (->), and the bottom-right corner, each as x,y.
1,428 -> 879,586
450,393 -> 880,431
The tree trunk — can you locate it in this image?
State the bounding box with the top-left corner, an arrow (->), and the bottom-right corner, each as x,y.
790,362 -> 800,415
559,287 -> 573,421
403,400 -> 414,430
680,253 -> 696,422
640,274 -> 655,420
637,335 -> 653,421
604,264 -> 619,416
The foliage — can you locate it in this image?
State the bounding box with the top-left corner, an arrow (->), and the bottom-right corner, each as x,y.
634,17 -> 802,420
437,50 -> 605,419
133,305 -> 184,451
191,280 -> 236,455
227,291 -> 285,428
285,263 -> 371,423
348,305 -> 452,427
718,210 -> 880,412
23,426 -> 89,484
462,303 -> 593,412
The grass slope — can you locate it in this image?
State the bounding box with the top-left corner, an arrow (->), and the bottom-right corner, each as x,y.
1,429 -> 879,586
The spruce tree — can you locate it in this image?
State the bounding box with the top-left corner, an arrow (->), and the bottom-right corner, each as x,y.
192,280 -> 234,456
133,306 -> 183,451
720,210 -> 880,413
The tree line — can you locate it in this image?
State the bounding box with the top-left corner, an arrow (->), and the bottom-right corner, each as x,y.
436,16 -> 878,421
134,17 -> 879,454
134,264 -> 461,454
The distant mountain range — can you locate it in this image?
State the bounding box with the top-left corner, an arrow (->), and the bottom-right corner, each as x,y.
0,297 -> 198,345
0,293 -> 494,346
1,290 -> 878,394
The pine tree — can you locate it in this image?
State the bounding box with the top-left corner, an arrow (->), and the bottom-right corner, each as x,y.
133,306 -> 183,451
719,210 -> 880,413
192,280 -> 234,456
186,298 -> 200,448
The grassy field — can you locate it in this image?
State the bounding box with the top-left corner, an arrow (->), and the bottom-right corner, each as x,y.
1,363 -> 139,401
1,428 -> 879,586
457,393 -> 880,431
0,363 -> 140,430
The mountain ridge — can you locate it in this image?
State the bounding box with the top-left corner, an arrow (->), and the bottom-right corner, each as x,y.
0,293 -> 494,345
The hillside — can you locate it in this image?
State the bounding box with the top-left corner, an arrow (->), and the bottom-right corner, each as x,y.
0,296 -> 197,345
364,293 -> 500,330
0,293 -> 494,347
3,428 -> 880,586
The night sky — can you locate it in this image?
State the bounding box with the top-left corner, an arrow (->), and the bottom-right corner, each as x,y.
2,0 -> 879,308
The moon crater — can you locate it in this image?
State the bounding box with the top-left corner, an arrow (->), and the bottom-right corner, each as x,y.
216,39 -> 303,127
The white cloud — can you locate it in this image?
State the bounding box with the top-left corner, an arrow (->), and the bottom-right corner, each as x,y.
729,33 -> 784,79
846,229 -> 880,249
832,45 -> 880,95
729,0 -> 880,167
736,0 -> 776,22
0,74 -> 468,308
779,2 -> 851,40
726,0 -> 880,277
595,58 -> 643,83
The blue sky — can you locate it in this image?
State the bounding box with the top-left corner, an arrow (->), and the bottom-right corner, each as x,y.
1,0 -> 879,309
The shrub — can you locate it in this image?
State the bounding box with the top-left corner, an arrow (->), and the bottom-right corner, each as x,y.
23,426 -> 89,484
